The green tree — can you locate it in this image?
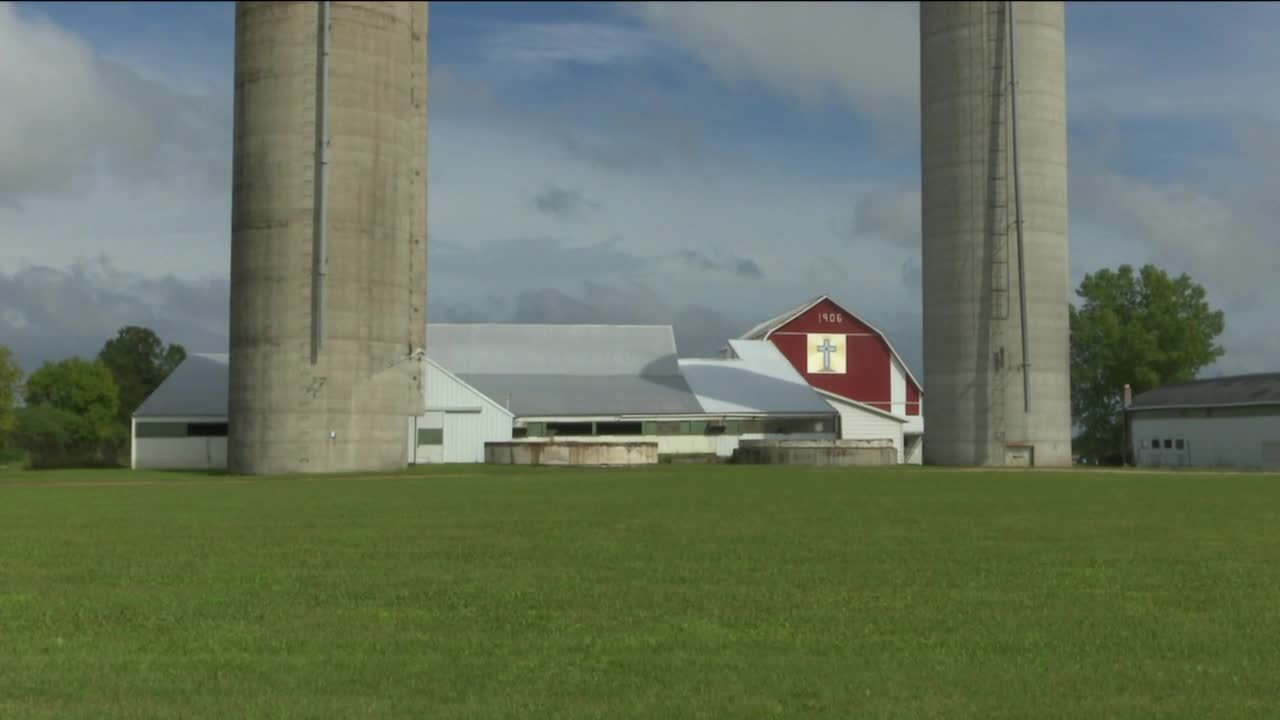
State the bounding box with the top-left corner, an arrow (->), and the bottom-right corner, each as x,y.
1070,264 -> 1226,462
97,326 -> 186,426
0,345 -> 22,448
13,405 -> 96,468
24,358 -> 121,440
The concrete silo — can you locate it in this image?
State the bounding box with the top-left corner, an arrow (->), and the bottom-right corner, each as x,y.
919,1 -> 1071,467
228,1 -> 429,475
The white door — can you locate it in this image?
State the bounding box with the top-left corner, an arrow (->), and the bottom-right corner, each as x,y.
442,411 -> 483,463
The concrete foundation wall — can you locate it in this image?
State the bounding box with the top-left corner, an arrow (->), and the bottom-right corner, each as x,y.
227,1 -> 429,475
920,1 -> 1071,467
732,439 -> 898,466
486,441 -> 658,466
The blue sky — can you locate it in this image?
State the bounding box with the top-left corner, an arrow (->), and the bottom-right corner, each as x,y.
1,1 -> 1277,377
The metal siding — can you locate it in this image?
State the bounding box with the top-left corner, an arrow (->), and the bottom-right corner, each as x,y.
412,362 -> 512,464
679,340 -> 840,415
134,354 -> 230,418
134,437 -> 228,470
428,323 -> 683,376
891,356 -> 908,417
456,374 -> 702,417
827,397 -> 905,463
1131,412 -> 1280,470
905,435 -> 924,464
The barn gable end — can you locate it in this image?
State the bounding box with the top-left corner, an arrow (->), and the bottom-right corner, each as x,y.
742,296 -> 922,416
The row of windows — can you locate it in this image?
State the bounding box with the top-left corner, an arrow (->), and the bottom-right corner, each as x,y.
521,419 -> 829,438
135,422 -> 227,439
1144,438 -> 1185,450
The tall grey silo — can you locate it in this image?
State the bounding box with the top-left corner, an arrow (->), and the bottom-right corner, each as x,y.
920,1 -> 1071,467
228,1 -> 429,475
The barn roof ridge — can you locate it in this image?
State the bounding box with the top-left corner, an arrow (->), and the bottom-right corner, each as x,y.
1129,371 -> 1280,410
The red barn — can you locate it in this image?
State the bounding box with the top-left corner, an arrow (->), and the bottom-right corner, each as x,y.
739,296 -> 924,463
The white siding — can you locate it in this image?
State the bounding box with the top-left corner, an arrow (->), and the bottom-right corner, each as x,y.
826,396 -> 905,463
888,356 -> 926,436
1132,407 -> 1280,470
134,437 -> 227,470
890,356 -> 907,416
132,417 -> 228,470
409,361 -> 513,464
904,434 -> 924,465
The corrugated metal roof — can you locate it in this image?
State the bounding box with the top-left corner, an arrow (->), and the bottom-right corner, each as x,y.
456,374 -> 704,417
432,323 -> 702,417
133,353 -> 228,417
1129,372 -> 1280,410
427,323 -> 682,376
678,340 -> 836,415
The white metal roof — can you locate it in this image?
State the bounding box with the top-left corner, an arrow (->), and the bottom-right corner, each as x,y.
133,353 -> 229,418
678,340 -> 836,416
427,323 -> 683,376
431,323 -> 704,417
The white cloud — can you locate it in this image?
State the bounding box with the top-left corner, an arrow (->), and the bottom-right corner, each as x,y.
0,2 -> 229,207
622,1 -> 919,125
2,1 -> 1275,381
0,0 -> 231,280
480,21 -> 668,68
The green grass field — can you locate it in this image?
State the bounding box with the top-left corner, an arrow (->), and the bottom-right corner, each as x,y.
2,464 -> 1279,718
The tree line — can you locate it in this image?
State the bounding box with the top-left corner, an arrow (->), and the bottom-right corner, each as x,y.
0,264 -> 1228,469
0,327 -> 185,469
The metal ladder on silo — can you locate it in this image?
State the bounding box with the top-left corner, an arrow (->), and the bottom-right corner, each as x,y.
986,1 -> 1011,326
985,0 -> 1011,451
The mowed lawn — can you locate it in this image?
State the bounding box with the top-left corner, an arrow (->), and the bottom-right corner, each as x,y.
2,464 -> 1279,718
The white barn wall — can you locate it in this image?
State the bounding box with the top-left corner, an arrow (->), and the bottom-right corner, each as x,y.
409,360 -> 513,464
890,356 -> 907,416
132,416 -> 229,470
905,436 -> 924,464
1132,407 -> 1280,470
825,396 -> 905,463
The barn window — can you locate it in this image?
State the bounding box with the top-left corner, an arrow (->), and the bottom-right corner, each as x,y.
187,423 -> 228,437
547,422 -> 593,437
1163,439 -> 1172,449
596,422 -> 643,436
417,428 -> 443,446
134,422 -> 187,439
1175,439 -> 1185,450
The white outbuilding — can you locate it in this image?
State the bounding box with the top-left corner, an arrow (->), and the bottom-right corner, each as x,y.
131,353 -> 509,470
1127,372 -> 1280,470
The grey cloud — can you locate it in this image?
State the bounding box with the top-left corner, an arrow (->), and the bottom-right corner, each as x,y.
853,186 -> 920,250
0,257 -> 228,373
734,258 -> 763,279
899,257 -> 921,289
678,250 -> 718,273
547,85 -> 709,174
532,184 -> 599,219
676,250 -> 764,279
430,236 -> 639,292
